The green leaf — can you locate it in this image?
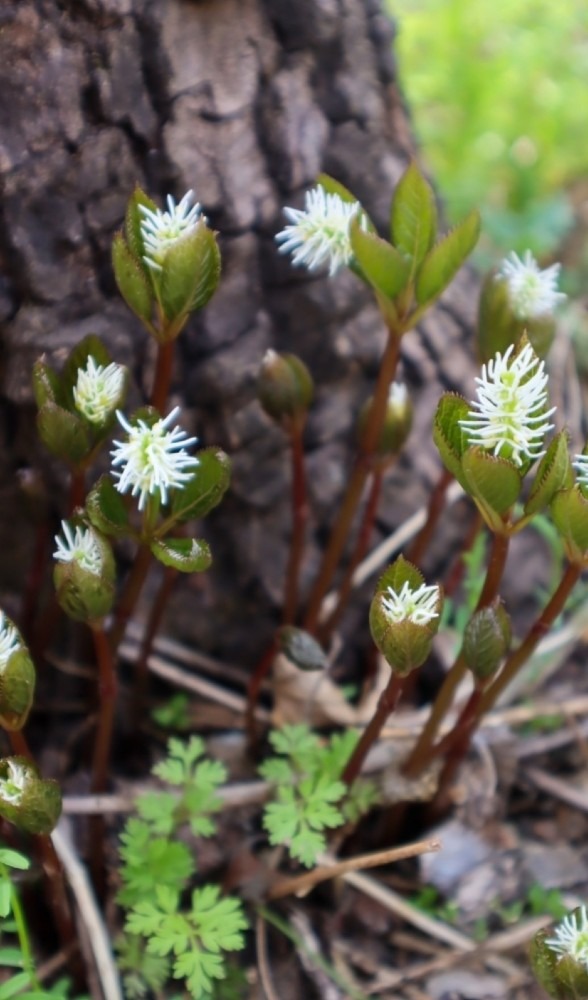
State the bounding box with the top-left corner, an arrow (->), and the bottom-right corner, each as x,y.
170,449 -> 231,523
461,447 -> 521,515
432,393 -> 471,488
374,554 -> 426,598
86,475 -> 130,538
32,360 -> 63,410
390,161 -> 437,269
118,819 -> 195,907
263,772 -> 345,867
551,488 -> 588,553
0,972 -> 32,999
349,217 -> 411,300
0,882 -> 12,918
415,209 -> 481,306
124,187 -> 158,265
0,848 -> 30,870
159,223 -> 221,323
112,232 -> 154,324
525,431 -> 572,515
37,403 -> 90,464
316,173 -> 360,206
0,947 -> 23,967
150,537 -> 212,574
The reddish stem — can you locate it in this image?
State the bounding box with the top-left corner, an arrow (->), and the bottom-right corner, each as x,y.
8,731 -> 82,982
402,529 -> 510,779
283,423 -> 308,625
246,639 -> 278,750
442,509 -> 484,600
342,672 -> 405,786
108,543 -> 153,653
150,340 -> 175,413
318,467 -> 383,645
68,470 -> 86,513
303,329 -> 402,633
407,468 -> 453,566
426,562 -> 582,803
89,622 -> 117,891
132,565 -> 178,729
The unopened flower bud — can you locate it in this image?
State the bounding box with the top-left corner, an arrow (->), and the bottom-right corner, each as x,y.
258,350 -> 313,430
53,521 -> 116,623
0,757 -> 62,835
358,382 -> 413,457
0,612 -> 35,731
370,557 -> 443,675
463,600 -> 511,683
478,251 -> 565,362
278,626 -> 327,672
530,907 -> 588,999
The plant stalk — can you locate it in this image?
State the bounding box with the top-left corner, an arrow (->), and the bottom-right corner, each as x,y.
303,327 -> 402,632
402,528 -> 510,778
132,565 -> 178,729
89,621 -> 117,892
318,467 -> 383,644
109,542 -> 152,653
283,422 -> 308,625
8,730 -> 82,982
342,671 -> 404,785
150,339 -> 175,413
407,468 -> 453,565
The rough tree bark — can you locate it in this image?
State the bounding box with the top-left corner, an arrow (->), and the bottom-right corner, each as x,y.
0,0 -> 477,663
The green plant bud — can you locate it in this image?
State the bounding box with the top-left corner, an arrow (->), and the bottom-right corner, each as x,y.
369,557 -> 443,675
258,350 -> 314,430
0,612 -> 35,731
0,649 -> 36,731
530,910 -> 588,1000
53,522 -> 116,623
358,382 -> 413,457
551,488 -> 588,559
278,627 -> 327,672
0,757 -> 62,835
463,601 -> 511,683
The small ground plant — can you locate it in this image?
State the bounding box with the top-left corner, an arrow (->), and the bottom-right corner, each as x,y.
0,163 -> 586,998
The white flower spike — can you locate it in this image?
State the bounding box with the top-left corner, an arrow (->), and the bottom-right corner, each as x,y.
546,907 -> 588,967
381,581 -> 440,626
573,453 -> 588,489
499,250 -> 566,320
0,759 -> 27,805
0,612 -> 20,671
111,407 -> 198,511
140,190 -> 203,273
54,521 -> 103,576
73,357 -> 126,425
459,343 -> 555,467
276,185 -> 365,276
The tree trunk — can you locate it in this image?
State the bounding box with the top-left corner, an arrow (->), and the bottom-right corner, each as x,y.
0,0 -> 477,662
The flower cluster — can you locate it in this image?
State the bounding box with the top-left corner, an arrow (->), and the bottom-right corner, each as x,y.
73,357 -> 126,425
0,758 -> 26,805
381,581 -> 440,626
545,906 -> 588,967
111,407 -> 198,510
499,250 -> 566,320
276,186 -> 364,276
140,191 -> 203,273
54,521 -> 104,576
459,342 -> 555,466
0,612 -> 21,672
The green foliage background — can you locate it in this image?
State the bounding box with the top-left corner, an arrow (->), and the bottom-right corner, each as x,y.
389,0 -> 588,257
